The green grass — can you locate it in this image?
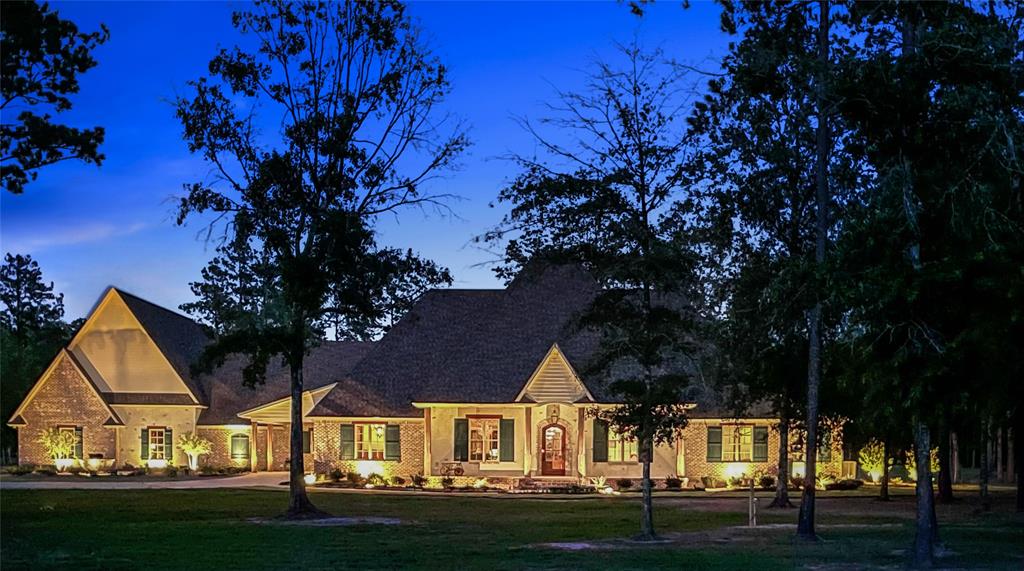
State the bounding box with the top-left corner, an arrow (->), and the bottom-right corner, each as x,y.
2,488 -> 1021,570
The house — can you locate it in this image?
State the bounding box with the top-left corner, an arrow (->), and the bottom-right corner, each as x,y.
8,265 -> 849,485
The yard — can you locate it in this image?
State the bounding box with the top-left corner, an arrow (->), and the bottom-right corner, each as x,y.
1,486 -> 1021,570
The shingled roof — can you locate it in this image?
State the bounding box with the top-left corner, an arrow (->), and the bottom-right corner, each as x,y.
311,264 -> 606,417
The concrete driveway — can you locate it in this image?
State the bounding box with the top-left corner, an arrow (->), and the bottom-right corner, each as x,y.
0,471 -> 287,490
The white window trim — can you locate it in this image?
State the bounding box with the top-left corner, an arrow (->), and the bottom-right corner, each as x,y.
469,418 -> 500,463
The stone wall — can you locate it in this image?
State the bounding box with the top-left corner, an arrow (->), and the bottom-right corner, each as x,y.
16,354 -> 116,465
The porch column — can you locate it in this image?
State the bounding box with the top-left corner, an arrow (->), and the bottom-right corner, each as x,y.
250,420 -> 258,472
423,408 -> 432,476
266,426 -> 273,470
524,407 -> 532,476
577,408 -> 586,477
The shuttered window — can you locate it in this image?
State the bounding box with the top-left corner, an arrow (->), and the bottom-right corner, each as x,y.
453,419 -> 469,461
302,429 -> 312,454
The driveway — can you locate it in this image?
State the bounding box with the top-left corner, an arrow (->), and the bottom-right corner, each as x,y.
0,471 -> 287,490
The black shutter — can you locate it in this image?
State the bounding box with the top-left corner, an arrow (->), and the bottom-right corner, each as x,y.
74,427 -> 83,459
593,419 -> 609,462
164,427 -> 173,461
753,426 -> 769,462
499,418 -> 515,462
453,418 -> 469,461
302,429 -> 312,454
340,424 -> 355,460
707,426 -> 722,462
141,428 -> 149,460
385,424 -> 401,461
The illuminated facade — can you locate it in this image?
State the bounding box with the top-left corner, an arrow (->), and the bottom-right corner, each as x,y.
8,267 -> 849,484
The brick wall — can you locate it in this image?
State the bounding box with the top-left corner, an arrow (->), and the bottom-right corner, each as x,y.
682,420 -> 781,484
196,427 -> 252,469
16,354 -> 116,465
310,420 -> 424,479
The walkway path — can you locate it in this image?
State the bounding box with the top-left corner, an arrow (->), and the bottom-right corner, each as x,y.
0,471 -> 287,490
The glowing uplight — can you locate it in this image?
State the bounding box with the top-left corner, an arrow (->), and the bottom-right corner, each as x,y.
792,462 -> 806,478
355,460 -> 384,478
473,477 -> 488,489
723,463 -> 751,480
304,473 -> 317,485
147,459 -> 168,469
869,469 -> 882,482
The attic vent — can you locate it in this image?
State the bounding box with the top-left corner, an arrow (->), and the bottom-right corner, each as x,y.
519,345 -> 588,403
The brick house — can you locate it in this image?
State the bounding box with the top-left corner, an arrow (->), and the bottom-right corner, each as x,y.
8,265 -> 848,485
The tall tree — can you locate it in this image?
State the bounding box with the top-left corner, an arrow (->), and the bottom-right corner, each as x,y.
1,0 -> 108,193
487,44 -> 701,541
0,253 -> 78,462
692,0 -> 852,522
174,0 -> 466,518
836,1 -> 1024,565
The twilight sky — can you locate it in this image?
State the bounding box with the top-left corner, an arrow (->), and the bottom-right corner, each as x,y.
1,1 -> 730,320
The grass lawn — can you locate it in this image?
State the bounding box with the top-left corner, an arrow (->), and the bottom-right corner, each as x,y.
1,487 -> 1021,570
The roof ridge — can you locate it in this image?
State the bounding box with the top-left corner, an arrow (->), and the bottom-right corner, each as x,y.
113,287 -> 201,326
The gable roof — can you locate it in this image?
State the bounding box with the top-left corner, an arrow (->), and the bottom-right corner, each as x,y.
7,349 -> 123,426
115,289 -> 210,402
515,343 -> 593,403
311,265 -> 606,417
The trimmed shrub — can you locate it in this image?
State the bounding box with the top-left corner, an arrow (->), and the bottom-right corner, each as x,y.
825,479 -> 864,491
390,475 -> 406,487
411,473 -> 427,488
759,475 -> 776,491
664,476 -> 683,489
329,468 -> 343,482
616,478 -> 634,490
366,473 -> 386,487
441,476 -> 454,489
7,464 -> 35,476
346,471 -> 364,486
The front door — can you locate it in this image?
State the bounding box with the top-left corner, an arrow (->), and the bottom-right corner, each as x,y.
541,425 -> 566,476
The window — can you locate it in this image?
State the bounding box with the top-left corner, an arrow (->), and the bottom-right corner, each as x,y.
355,424 -> 386,460
469,418 -> 500,463
231,434 -> 250,460
722,424 -> 753,462
302,429 -> 312,454
149,428 -> 166,460
608,427 -> 639,463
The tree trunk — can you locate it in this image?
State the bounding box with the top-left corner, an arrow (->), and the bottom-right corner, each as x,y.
980,419 -> 990,512
880,438 -> 891,501
912,420 -> 935,568
769,418 -> 794,508
1014,413 -> 1023,512
284,353 -> 325,519
798,0 -> 830,542
638,436 -> 656,540
937,418 -> 953,503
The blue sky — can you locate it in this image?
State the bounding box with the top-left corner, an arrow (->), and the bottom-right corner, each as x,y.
1,1 -> 730,320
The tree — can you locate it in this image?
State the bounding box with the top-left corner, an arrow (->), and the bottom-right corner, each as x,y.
836,1 -> 1024,565
692,1 -> 853,525
0,253 -> 78,463
176,432 -> 213,472
487,44 -> 701,541
174,0 -> 465,518
1,0 -> 108,193
36,427 -> 77,470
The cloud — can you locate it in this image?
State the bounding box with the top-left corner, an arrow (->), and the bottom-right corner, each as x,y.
3,222 -> 148,254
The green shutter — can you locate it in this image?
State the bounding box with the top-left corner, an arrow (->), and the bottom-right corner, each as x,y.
499,418 -> 515,462
453,418 -> 469,461
753,426 -> 769,462
340,424 -> 355,460
302,429 -> 311,454
164,428 -> 173,461
385,424 -> 401,461
593,419 -> 609,462
141,428 -> 149,460
74,427 -> 83,459
707,426 -> 722,462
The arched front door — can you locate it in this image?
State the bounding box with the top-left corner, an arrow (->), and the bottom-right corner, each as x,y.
541,424 -> 566,476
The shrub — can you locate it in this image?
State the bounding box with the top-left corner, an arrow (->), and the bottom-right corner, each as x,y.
346,471 -> 364,486
329,468 -> 343,482
411,473 -> 427,488
664,475 -> 683,489
441,476 -> 454,489
34,466 -> 57,476
366,473 -> 386,487
616,478 -> 634,490
789,477 -> 803,491
825,479 -> 864,491
390,475 -> 406,486
165,465 -> 179,478
6,464 -> 34,476
759,475 -> 776,491
200,465 -> 217,476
